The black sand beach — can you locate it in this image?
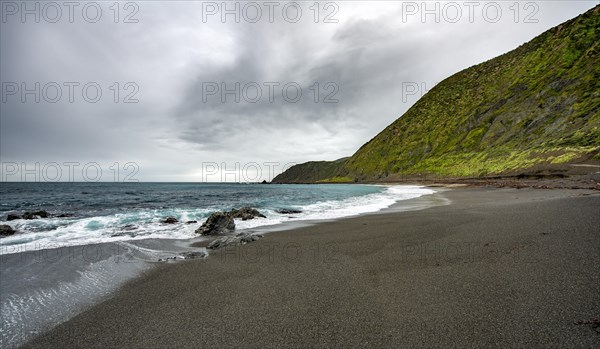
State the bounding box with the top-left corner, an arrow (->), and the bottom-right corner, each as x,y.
23,188 -> 600,348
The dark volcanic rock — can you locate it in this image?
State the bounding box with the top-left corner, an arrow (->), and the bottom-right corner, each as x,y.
0,225 -> 15,236
180,251 -> 207,259
228,207 -> 266,221
238,232 -> 263,243
22,211 -> 49,219
161,217 -> 179,224
195,212 -> 235,235
207,232 -> 263,250
206,237 -> 231,249
56,213 -> 74,218
195,207 -> 265,235
6,214 -> 20,221
186,220 -> 198,224
276,209 -> 302,214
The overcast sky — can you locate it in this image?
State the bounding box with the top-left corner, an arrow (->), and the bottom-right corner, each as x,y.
0,1 -> 596,181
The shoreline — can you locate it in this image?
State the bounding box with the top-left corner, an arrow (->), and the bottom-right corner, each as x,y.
0,184 -> 437,257
1,184 -> 440,348
277,173 -> 600,190
22,187 -> 600,348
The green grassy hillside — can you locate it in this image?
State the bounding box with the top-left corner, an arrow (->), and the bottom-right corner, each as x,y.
273,158 -> 350,183
274,6 -> 600,183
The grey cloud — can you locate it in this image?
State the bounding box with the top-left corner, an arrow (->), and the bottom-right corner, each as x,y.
1,1 -> 595,180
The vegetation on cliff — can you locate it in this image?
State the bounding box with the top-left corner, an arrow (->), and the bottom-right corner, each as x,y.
273,6 -> 599,183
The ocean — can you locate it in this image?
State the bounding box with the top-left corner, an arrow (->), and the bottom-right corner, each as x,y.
0,182 -> 436,253
0,182 -> 437,347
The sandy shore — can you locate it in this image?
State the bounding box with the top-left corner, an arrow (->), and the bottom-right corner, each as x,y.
23,188 -> 600,348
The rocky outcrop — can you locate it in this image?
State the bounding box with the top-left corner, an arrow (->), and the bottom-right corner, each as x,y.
207,232 -> 263,250
7,211 -> 50,220
195,212 -> 235,235
56,213 -> 74,218
195,207 -> 266,235
228,207 -> 266,220
6,211 -> 75,220
22,211 -> 49,220
0,225 -> 15,236
180,251 -> 207,259
161,217 -> 179,224
276,209 -> 302,214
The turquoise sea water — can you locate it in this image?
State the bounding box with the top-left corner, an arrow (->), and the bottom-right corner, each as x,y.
0,183 -> 435,253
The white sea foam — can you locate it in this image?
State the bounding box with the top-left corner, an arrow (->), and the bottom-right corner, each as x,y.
236,185 -> 436,230
0,186 -> 435,255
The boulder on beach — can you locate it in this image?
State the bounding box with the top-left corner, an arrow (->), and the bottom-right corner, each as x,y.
238,232 -> 263,243
0,225 -> 15,236
207,232 -> 263,250
22,211 -> 49,220
180,251 -> 207,259
195,207 -> 266,235
228,207 -> 266,221
161,217 -> 179,224
195,212 -> 235,235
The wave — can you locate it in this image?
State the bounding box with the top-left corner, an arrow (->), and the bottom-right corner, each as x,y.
235,185 -> 435,229
0,185 -> 435,255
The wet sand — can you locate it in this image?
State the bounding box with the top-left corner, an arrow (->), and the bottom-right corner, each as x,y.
23,188 -> 600,348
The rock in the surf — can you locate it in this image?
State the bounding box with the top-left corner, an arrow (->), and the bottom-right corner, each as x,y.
195,212 -> 235,235
228,207 -> 266,221
6,214 -> 20,221
161,217 -> 179,224
22,211 -> 49,220
276,209 -> 302,214
56,213 -> 74,218
0,225 -> 15,236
